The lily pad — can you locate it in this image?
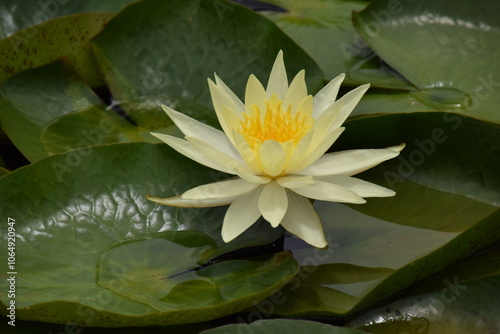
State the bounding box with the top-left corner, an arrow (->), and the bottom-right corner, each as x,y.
353,0 -> 500,124
0,142 -> 289,326
260,0 -> 413,89
0,60 -> 159,162
91,0 -> 324,129
0,12 -> 114,86
347,246 -> 500,334
266,112 -> 499,317
0,0 -> 137,39
201,319 -> 369,334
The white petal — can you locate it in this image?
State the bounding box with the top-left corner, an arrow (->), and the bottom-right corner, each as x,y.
285,130 -> 314,173
182,178 -> 260,199
208,79 -> 242,137
231,129 -> 261,172
222,187 -> 263,242
150,133 -> 234,174
290,127 -> 345,173
283,70 -> 307,114
332,84 -> 370,128
299,144 -> 405,176
308,100 -> 343,150
258,181 -> 288,228
276,175 -> 315,189
266,50 -> 288,99
258,140 -> 287,177
313,73 -> 346,118
214,73 -> 245,113
245,74 -> 268,114
280,190 -> 327,248
297,95 -> 313,117
237,171 -> 271,184
316,175 -> 395,197
146,194 -> 234,208
186,136 -> 253,175
161,105 -> 240,157
291,179 -> 366,204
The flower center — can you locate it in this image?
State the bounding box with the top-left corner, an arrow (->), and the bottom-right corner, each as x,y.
239,95 -> 313,149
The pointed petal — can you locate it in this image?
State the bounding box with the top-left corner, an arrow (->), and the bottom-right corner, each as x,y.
258,181 -> 288,228
182,178 -> 260,200
208,79 -> 242,136
290,127 -> 345,173
161,105 -> 240,157
332,84 -> 370,128
214,73 -> 245,113
297,95 -> 313,117
309,100 -> 343,148
280,191 -> 327,248
290,179 -> 366,204
258,140 -> 287,177
186,136 -> 253,174
245,74 -> 268,114
298,144 -> 405,176
285,130 -> 314,173
266,50 -> 288,99
146,194 -> 234,208
231,129 -> 261,172
222,187 -> 263,242
151,133 -> 234,174
312,73 -> 345,118
277,175 -> 315,189
283,70 -> 307,114
316,175 -> 395,197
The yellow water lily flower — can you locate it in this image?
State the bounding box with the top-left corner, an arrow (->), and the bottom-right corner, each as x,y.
147,51 -> 404,248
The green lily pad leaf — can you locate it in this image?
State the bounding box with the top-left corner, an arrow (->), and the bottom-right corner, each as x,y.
91,0 -> 324,130
0,60 -> 162,162
352,93 -> 436,118
259,0 -> 367,79
0,167 -> 9,176
267,112 -> 499,317
0,142 -> 288,326
259,0 -> 413,89
0,12 -> 114,86
201,319 -> 369,334
0,0 -> 137,39
353,0 -> 500,124
345,53 -> 414,90
347,246 -> 500,334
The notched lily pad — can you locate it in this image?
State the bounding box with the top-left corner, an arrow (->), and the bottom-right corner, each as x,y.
0,142 -> 288,326
96,231 -> 219,312
267,112 -> 499,317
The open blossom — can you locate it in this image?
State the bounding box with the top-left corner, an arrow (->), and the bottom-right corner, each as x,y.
147,51 -> 404,248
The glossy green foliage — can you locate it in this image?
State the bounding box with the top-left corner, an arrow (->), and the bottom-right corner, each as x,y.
0,143 -> 294,326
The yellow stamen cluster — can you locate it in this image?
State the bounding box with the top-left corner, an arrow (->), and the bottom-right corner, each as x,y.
239,98 -> 313,149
